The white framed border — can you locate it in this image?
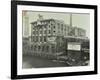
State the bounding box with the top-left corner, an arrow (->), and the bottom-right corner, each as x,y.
17,5 -> 94,75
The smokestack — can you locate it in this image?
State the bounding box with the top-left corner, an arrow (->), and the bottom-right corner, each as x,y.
70,13 -> 72,27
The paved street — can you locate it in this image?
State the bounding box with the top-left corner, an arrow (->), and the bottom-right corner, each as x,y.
22,55 -> 69,68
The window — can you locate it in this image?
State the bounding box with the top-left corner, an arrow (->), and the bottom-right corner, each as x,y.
33,27 -> 34,30
53,31 -> 56,35
38,46 -> 41,51
31,45 -> 33,50
58,23 -> 60,29
40,36 -> 42,42
33,31 -> 35,35
44,25 -> 46,28
34,23 -> 37,26
52,45 -> 55,52
46,46 -> 49,52
42,45 -> 44,51
32,36 -> 34,42
44,36 -> 46,42
34,45 -> 36,51
44,30 -> 46,34
41,21 -> 43,24
34,36 -> 36,42
35,30 -> 37,35
40,30 -> 42,34
44,22 -> 46,24
36,36 -> 38,42
61,24 -> 63,30
65,26 -> 66,31
49,30 -> 51,34
49,25 -> 51,28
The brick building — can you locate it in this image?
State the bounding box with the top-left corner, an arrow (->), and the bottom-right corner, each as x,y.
30,15 -> 87,57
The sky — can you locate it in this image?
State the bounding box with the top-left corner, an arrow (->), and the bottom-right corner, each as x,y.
23,11 -> 90,38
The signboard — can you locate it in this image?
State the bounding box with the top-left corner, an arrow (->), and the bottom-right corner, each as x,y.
47,37 -> 56,42
68,42 -> 81,51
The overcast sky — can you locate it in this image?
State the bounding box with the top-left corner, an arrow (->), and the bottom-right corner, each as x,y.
23,11 -> 90,38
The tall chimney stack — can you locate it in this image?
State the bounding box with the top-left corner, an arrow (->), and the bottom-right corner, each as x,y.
70,13 -> 72,27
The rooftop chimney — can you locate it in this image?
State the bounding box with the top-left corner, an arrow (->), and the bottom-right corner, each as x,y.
38,14 -> 43,21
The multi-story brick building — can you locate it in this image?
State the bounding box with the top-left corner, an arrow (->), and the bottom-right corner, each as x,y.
73,27 -> 86,37
30,15 -> 87,57
31,19 -> 65,56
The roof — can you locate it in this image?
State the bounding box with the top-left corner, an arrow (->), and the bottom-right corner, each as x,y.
64,36 -> 89,41
30,18 -> 65,24
31,18 -> 55,24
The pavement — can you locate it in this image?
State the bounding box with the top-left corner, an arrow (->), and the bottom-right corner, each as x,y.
22,55 -> 69,68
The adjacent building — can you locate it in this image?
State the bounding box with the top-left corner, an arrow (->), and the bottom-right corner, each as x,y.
22,11 -> 29,37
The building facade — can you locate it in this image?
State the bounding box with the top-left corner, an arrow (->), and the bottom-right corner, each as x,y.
22,11 -> 29,37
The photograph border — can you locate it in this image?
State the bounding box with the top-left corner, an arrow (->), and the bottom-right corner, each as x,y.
11,0 -> 97,79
